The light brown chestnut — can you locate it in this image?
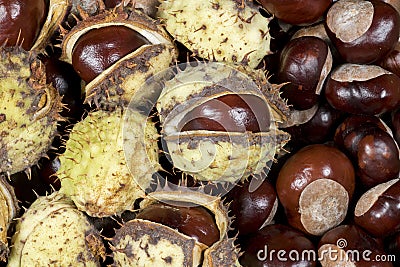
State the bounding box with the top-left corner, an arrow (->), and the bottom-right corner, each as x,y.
354,179 -> 400,238
325,0 -> 399,64
276,144 -> 355,236
325,64 -> 400,115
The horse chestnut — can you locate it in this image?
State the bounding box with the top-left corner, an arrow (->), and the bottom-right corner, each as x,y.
259,0 -> 332,25
72,26 -> 150,83
276,144 -> 355,236
325,64 -> 400,115
325,0 -> 399,64
278,36 -> 332,110
0,0 -> 47,50
135,202 -> 220,247
354,179 -> 400,237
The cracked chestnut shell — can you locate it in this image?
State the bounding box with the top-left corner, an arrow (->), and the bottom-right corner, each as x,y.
61,3 -> 177,108
276,144 -> 355,236
325,0 -> 400,64
111,191 -> 240,267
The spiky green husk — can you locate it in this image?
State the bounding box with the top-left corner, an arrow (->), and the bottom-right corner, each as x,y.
0,176 -> 18,262
0,47 -> 62,175
156,63 -> 289,183
157,0 -> 272,68
58,108 -> 159,217
7,192 -> 105,267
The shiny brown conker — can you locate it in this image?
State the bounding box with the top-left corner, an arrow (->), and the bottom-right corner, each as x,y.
180,94 -> 270,133
240,224 -> 317,267
325,0 -> 400,64
354,179 -> 400,238
276,144 -> 355,236
72,25 -> 150,83
258,0 -> 332,25
377,42 -> 400,77
319,224 -> 392,267
325,64 -> 400,115
278,36 -> 332,110
225,179 -> 278,237
135,202 -> 220,247
392,108 -> 400,145
0,0 -> 47,50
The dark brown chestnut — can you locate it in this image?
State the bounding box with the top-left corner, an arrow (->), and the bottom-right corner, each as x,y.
277,36 -> 332,110
240,224 -> 317,267
179,94 -> 271,133
319,224 -> 393,266
285,100 -> 345,147
276,144 -> 355,236
354,179 -> 400,238
325,0 -> 400,64
0,0 -> 47,50
72,25 -> 150,83
392,108 -> 400,145
377,42 -> 400,77
258,0 -> 332,25
225,178 -> 278,237
41,55 -> 84,122
325,64 -> 400,115
135,202 -> 220,247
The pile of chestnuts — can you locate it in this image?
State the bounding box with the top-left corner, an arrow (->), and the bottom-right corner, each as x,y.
0,0 -> 399,266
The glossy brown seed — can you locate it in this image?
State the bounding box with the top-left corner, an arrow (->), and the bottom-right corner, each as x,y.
276,144 -> 355,236
285,100 -> 345,147
392,108 -> 400,144
225,179 -> 278,237
354,179 -> 400,238
258,0 -> 332,25
357,129 -> 400,188
378,42 -> 400,77
240,224 -> 317,267
72,25 -> 150,83
278,36 -> 332,110
319,224 -> 391,267
325,0 -> 399,64
0,0 -> 47,50
180,94 -> 270,133
325,64 -> 400,115
135,203 -> 220,247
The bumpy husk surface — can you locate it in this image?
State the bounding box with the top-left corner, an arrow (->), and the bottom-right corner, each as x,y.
7,192 -> 105,267
58,108 -> 159,217
157,0 -> 272,68
0,47 -> 62,175
0,176 -> 18,262
156,63 -> 290,183
61,2 -> 177,108
111,190 -> 241,267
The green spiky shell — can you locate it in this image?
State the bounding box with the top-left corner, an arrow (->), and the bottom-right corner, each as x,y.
111,191 -> 241,267
7,192 -> 105,267
156,63 -> 290,183
157,0 -> 272,68
58,108 -> 159,217
0,176 -> 18,262
0,47 -> 62,175
60,2 -> 177,108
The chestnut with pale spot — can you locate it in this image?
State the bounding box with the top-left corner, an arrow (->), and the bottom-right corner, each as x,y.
318,224 -> 392,267
354,179 -> 400,238
276,144 -> 355,236
325,64 -> 400,115
325,0 -> 399,64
